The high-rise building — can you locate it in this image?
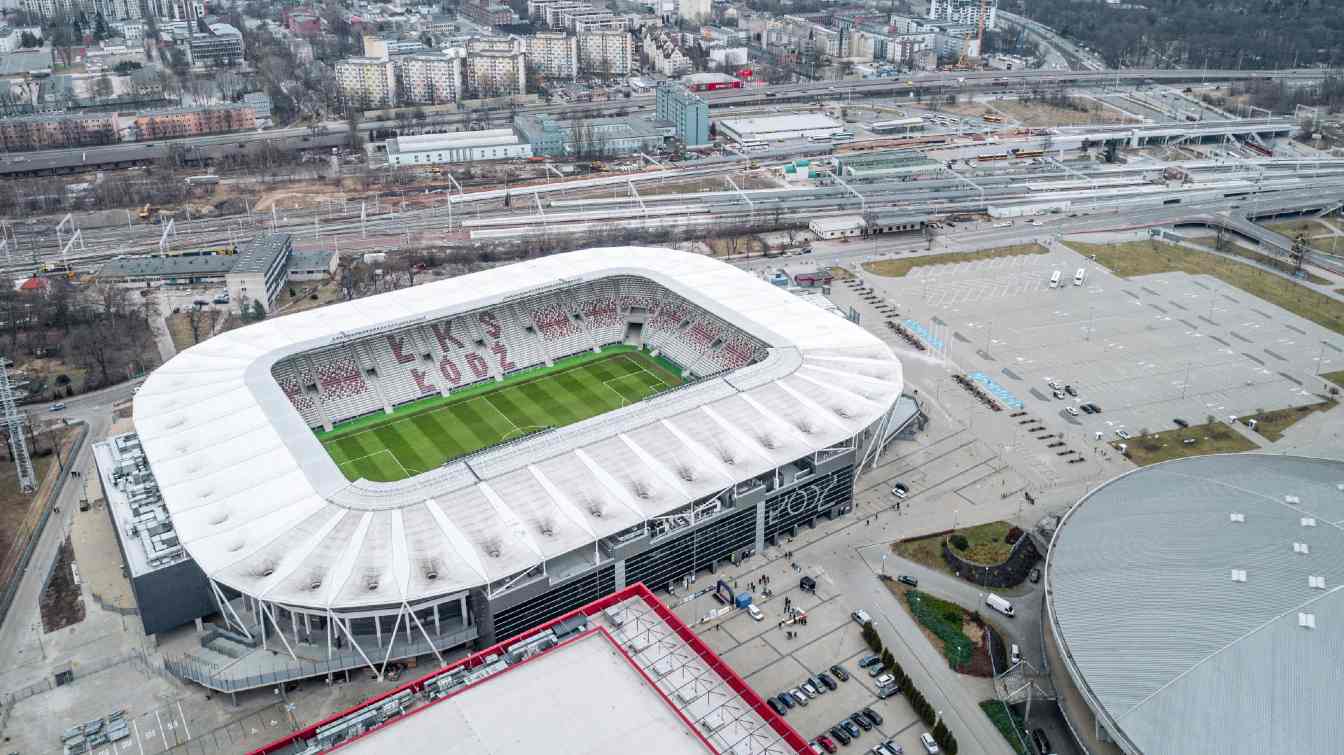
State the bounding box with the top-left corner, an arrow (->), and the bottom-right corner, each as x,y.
655,83 -> 708,146
577,30 -> 633,76
465,37 -> 527,98
188,22 -> 245,67
927,0 -> 996,31
394,52 -> 465,105
335,57 -> 398,109
525,32 -> 578,81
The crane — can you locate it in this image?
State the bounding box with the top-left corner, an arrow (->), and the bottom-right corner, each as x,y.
956,0 -> 990,67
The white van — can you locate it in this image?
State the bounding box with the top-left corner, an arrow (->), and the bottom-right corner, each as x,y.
986,593 -> 1015,617
1011,644 -> 1021,665
1049,270 -> 1061,288
1073,268 -> 1086,286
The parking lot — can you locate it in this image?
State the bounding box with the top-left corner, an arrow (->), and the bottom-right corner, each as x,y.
673,571 -> 942,754
864,243 -> 1339,444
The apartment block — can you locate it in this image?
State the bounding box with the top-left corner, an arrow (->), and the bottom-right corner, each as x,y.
928,0 -> 996,31
19,0 -> 140,21
642,28 -> 691,76
335,57 -> 398,109
188,23 -> 245,67
459,0 -> 515,27
525,32 -> 578,80
577,30 -> 634,76
0,112 -> 120,152
462,37 -> 527,98
395,52 -> 465,105
131,105 -> 256,140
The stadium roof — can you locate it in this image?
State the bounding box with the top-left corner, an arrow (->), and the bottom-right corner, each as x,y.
1046,454 -> 1344,755
258,584 -> 807,755
134,248 -> 902,612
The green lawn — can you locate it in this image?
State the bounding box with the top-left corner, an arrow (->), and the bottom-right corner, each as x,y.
862,244 -> 1047,277
318,347 -> 683,481
1067,240 -> 1344,336
1114,421 -> 1259,466
1242,400 -> 1338,442
894,521 -> 1017,573
1326,369 -> 1344,388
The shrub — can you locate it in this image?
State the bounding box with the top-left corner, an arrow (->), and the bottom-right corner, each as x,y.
881,649 -> 895,672
950,534 -> 969,551
1004,526 -> 1023,544
862,621 -> 883,653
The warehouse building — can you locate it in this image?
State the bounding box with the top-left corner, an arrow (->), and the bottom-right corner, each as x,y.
717,113 -> 844,143
384,130 -> 533,166
514,114 -> 662,157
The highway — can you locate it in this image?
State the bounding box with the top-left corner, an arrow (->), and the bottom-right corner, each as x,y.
0,67 -> 1330,177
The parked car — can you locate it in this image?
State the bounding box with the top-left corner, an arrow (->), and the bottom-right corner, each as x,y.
1032,728 -> 1053,755
818,672 -> 837,691
876,740 -> 903,755
861,707 -> 883,726
851,713 -> 873,732
869,662 -> 887,677
859,655 -> 882,668
1064,384 -> 1077,397
842,719 -> 863,738
801,682 -> 819,698
748,604 -> 764,621
809,675 -> 828,694
778,692 -> 796,709
1052,389 -> 1066,400
897,574 -> 918,588
808,740 -> 825,755
790,688 -> 808,707
768,697 -> 786,715
890,482 -> 908,499
851,609 -> 873,625
48,402 -> 66,412
877,684 -> 900,699
831,726 -> 852,746
829,664 -> 850,682
1029,567 -> 1041,583
1080,404 -> 1097,414
816,736 -> 838,754
1173,418 -> 1189,428
1086,402 -> 1103,413
1115,429 -> 1131,440
920,732 -> 940,754
1065,406 -> 1079,417
875,673 -> 895,687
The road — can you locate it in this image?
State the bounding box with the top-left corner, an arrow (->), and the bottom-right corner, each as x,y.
0,67 -> 1330,177
0,379 -> 141,694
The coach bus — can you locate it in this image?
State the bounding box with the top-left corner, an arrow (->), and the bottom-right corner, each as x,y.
1011,148 -> 1046,159
830,131 -> 855,143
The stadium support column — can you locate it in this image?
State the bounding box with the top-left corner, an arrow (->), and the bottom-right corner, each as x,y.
754,498 -> 765,555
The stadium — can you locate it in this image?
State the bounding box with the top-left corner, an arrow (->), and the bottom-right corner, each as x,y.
1045,454 -> 1344,755
134,247 -> 911,691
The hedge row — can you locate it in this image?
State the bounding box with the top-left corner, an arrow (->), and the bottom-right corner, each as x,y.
860,621 -> 960,755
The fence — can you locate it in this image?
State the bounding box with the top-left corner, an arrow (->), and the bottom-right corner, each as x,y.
1,649 -> 156,707
0,422 -> 90,633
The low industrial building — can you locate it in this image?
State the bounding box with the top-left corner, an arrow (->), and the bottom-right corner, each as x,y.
515,114 -> 662,157
385,130 -> 533,167
834,151 -> 941,179
97,233 -> 294,313
809,216 -> 865,239
92,433 -> 214,636
717,113 -> 844,143
865,212 -> 927,234
287,249 -> 339,282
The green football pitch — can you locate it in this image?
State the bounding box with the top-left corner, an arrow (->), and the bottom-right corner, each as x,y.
317,347 -> 684,482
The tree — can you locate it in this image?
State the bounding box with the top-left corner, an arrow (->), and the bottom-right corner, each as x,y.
93,11 -> 109,41
94,74 -> 114,100
18,31 -> 42,49
249,300 -> 266,322
187,303 -> 207,344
